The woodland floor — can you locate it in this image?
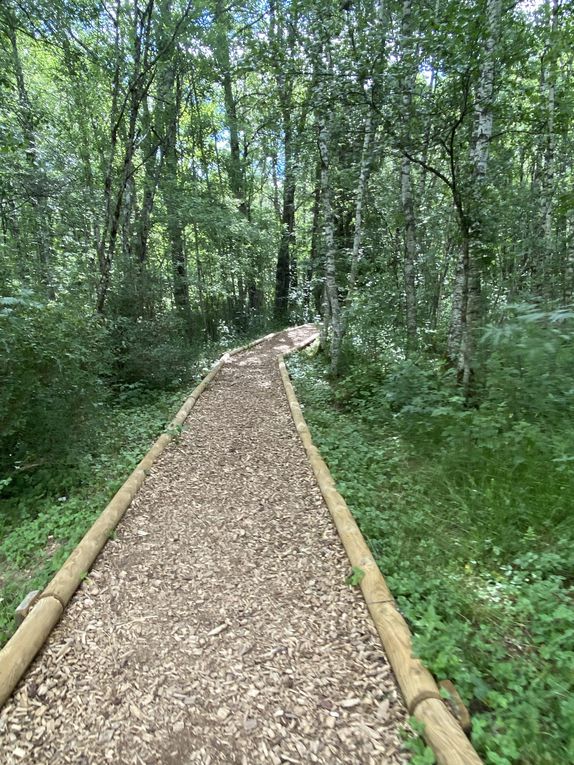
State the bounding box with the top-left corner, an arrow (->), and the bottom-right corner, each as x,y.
0,326 -> 409,765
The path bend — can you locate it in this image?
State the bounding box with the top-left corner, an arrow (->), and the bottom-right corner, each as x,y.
0,326 -> 409,765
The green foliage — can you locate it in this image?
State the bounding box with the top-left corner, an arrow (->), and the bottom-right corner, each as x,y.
1,0 -> 574,758
164,423 -> 183,438
481,303 -> 574,426
346,565 -> 365,587
0,292 -> 109,473
109,314 -> 198,390
289,317 -> 574,765
402,719 -> 437,765
0,383 -> 188,646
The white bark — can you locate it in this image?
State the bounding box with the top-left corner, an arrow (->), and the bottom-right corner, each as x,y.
347,107 -> 375,307
399,0 -> 417,351
460,0 -> 501,391
469,0 -> 501,187
318,116 -> 343,376
320,282 -> 331,350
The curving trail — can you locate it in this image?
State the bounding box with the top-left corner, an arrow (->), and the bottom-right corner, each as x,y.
0,327 -> 409,765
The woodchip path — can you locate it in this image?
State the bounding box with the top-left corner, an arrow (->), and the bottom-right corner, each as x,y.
0,326 -> 409,765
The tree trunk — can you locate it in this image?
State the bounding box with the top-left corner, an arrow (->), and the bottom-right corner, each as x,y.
95,0 -> 123,312
215,0 -> 246,216
157,26 -> 193,337
340,105 -> 376,342
399,0 -> 417,352
318,116 -> 343,376
274,111 -> 296,321
133,96 -> 162,316
347,108 -> 375,307
448,0 -> 501,392
96,72 -> 141,314
401,154 -> 417,351
307,160 -> 323,316
271,0 -> 301,323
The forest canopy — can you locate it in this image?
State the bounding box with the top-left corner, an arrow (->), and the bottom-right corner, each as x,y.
1,0 -> 572,376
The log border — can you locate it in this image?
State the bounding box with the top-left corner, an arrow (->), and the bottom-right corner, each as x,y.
0,328 -> 279,709
278,340 -> 483,765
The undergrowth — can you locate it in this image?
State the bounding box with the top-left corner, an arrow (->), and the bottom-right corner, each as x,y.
0,385 -> 188,645
289,309 -> 574,765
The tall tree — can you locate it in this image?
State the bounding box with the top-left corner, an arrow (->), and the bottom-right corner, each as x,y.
398,0 -> 418,351
2,4 -> 54,297
459,0 -> 502,392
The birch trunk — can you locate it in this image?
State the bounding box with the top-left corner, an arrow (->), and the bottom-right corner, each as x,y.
469,0 -> 501,183
307,161 -> 323,316
447,195 -> 471,366
399,0 -> 417,352
156,4 -> 193,336
448,0 -> 501,391
320,283 -> 331,352
318,116 -> 343,376
346,108 -> 375,310
133,97 -> 162,273
271,0 -> 299,321
96,69 -> 142,313
95,0 -> 122,312
95,0 -> 161,315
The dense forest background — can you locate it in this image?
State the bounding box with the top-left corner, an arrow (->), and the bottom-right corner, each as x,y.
1,0 -> 573,763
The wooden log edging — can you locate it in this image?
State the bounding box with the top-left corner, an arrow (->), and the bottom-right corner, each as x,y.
0,328 -> 279,710
278,347 -> 483,765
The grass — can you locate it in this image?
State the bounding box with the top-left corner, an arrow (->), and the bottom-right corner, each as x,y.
288,348 -> 574,765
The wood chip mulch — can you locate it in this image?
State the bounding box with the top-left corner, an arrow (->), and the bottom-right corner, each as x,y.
0,326 -> 411,764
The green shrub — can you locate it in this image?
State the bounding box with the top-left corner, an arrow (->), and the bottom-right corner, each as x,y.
0,292 -> 109,474
481,304 -> 574,425
109,313 -> 198,390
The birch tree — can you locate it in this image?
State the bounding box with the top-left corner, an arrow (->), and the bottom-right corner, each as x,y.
398,0 -> 418,351
3,5 -> 54,298
311,6 -> 344,375
447,0 -> 502,391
